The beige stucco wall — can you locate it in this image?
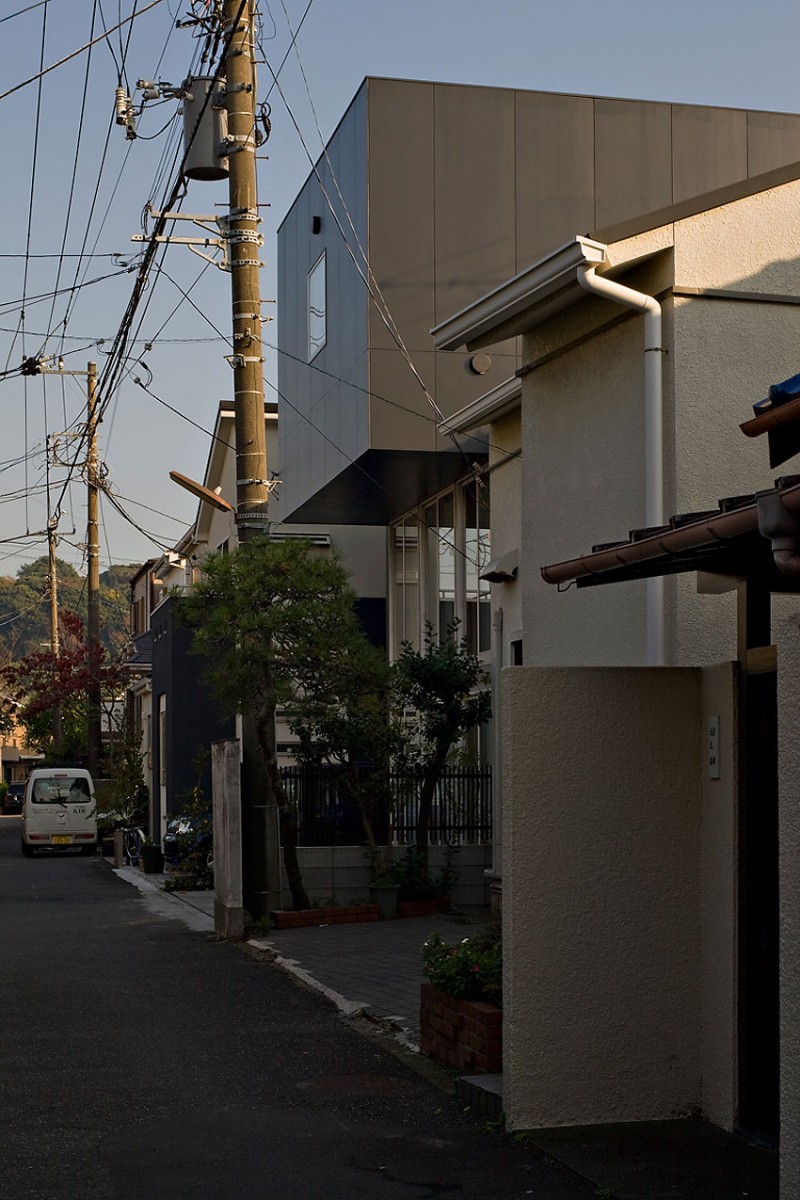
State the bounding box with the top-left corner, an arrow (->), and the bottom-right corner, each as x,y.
502,666 -> 702,1129
523,315 -> 652,665
521,180 -> 800,670
699,662 -> 739,1130
777,616 -> 800,1199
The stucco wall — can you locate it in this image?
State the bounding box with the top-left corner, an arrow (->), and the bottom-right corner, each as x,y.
523,316 -> 650,665
700,662 -> 739,1130
284,844 -> 491,909
777,616 -> 800,1199
522,181 -> 800,669
502,666 -> 702,1129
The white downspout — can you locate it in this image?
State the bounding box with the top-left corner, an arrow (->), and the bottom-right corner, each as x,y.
577,262 -> 665,667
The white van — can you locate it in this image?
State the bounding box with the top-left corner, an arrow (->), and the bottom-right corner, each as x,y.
21,768 -> 98,857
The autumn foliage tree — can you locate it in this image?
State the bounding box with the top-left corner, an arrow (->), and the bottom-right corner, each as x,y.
2,609 -> 126,763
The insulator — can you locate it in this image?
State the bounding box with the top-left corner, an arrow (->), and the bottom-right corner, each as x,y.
114,87 -> 130,126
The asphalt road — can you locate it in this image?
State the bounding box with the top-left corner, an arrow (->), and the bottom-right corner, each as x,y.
0,816 -> 596,1200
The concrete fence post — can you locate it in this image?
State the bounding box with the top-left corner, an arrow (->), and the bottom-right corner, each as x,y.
212,738 -> 244,940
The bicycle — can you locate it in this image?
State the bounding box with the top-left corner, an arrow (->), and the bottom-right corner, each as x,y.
122,825 -> 146,866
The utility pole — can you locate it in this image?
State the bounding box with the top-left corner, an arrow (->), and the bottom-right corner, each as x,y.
86,361 -> 102,778
47,511 -> 62,752
224,0 -> 269,530
222,0 -> 280,918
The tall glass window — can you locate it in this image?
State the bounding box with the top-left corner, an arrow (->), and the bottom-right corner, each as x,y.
423,494 -> 457,639
307,252 -> 326,360
393,519 -> 419,650
392,478 -> 491,659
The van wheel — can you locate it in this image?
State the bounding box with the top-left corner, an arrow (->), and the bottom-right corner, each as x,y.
21,842 -> 33,858
80,844 -> 96,857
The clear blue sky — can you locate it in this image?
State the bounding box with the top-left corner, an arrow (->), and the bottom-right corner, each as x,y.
0,0 -> 798,581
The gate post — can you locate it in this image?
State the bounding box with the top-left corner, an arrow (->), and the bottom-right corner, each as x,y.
212,738 -> 244,940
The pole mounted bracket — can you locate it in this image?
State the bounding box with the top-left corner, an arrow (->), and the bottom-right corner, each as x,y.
225,354 -> 264,368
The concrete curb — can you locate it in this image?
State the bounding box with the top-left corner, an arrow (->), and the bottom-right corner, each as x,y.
111,864 -> 215,933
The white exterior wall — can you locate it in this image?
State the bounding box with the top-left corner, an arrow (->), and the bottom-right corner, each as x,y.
486,408 -> 521,896
523,315 -> 649,665
502,666 -> 702,1129
488,409 -> 522,660
522,180 -> 800,670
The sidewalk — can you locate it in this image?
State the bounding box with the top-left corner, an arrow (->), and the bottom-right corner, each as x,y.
112,864 -> 488,1044
113,865 -> 779,1200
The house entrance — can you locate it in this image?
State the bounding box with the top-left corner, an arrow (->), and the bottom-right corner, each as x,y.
738,665 -> 779,1141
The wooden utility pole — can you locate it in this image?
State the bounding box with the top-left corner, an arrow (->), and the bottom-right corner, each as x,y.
86,360 -> 102,777
222,0 -> 280,918
47,511 -> 62,751
224,0 -> 269,534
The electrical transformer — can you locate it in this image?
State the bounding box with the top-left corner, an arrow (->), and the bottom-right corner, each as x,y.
182,76 -> 229,181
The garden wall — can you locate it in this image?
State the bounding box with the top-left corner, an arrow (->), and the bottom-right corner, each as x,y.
282,844 -> 492,909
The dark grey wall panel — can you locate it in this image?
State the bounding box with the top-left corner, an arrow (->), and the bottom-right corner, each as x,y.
515,91 -> 596,269
367,79 -> 435,351
672,104 -> 747,202
748,111 -> 800,177
278,79 -> 800,522
594,99 -> 673,230
277,85 -> 369,520
433,82 -> 517,324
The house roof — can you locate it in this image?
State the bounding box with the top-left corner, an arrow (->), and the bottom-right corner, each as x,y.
540,477 -> 800,591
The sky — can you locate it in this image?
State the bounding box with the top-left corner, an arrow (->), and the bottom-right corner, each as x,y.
0,0 -> 799,584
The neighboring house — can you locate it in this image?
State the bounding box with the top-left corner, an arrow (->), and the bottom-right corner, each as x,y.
128,402 -> 386,840
432,164 -> 800,1192
277,76 -> 800,905
1,722 -> 43,785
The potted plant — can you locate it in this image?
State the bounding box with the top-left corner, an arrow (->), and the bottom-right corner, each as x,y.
140,838 -> 164,875
368,870 -> 401,920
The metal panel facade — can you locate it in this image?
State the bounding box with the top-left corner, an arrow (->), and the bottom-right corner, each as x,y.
277,79 -> 800,524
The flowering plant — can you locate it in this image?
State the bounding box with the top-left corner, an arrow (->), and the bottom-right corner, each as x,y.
421,926 -> 502,1006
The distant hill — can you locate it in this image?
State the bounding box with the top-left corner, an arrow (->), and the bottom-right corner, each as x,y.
0,557 -> 139,664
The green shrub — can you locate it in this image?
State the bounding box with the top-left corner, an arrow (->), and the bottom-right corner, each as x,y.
374,844 -> 458,898
421,925 -> 502,1006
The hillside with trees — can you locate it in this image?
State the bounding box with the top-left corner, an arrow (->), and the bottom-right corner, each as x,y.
0,557 -> 137,666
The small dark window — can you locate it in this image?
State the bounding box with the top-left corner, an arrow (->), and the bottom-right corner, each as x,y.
510,639 -> 523,666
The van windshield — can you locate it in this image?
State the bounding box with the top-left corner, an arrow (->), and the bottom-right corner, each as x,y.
32,778 -> 91,804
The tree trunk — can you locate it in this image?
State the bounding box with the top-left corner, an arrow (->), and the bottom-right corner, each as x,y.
415,738 -> 450,866
255,711 -> 310,910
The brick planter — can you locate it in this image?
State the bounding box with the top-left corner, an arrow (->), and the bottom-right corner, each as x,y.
397,895 -> 451,919
271,905 -> 379,929
420,981 -> 502,1074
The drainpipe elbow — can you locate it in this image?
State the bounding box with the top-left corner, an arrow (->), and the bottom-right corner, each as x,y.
773,548 -> 800,576
757,492 -> 800,576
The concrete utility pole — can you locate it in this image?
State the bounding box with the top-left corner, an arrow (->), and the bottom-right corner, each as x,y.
86,361 -> 102,778
222,0 -> 280,919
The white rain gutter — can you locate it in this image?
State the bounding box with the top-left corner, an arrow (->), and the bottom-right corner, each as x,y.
577,258 -> 665,667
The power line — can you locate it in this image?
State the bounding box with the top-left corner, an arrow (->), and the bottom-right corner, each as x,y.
0,0 -> 167,104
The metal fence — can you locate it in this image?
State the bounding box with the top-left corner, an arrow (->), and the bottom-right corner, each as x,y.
280,764 -> 492,847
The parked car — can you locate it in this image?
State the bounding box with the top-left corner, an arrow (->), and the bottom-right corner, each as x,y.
2,782 -> 24,815
162,812 -> 212,865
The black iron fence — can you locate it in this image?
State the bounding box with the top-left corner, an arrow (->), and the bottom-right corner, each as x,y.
279,764 -> 492,847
